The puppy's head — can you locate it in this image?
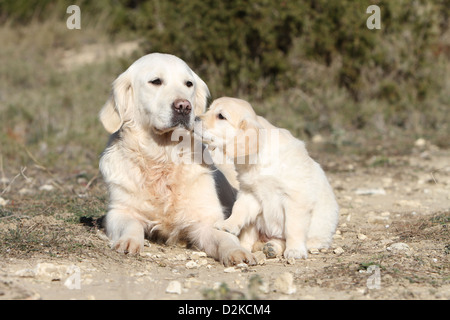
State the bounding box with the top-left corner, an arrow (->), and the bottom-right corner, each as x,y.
195,97 -> 261,158
99,53 -> 210,134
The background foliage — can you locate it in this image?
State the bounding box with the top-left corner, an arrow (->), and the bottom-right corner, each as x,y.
0,0 -> 449,170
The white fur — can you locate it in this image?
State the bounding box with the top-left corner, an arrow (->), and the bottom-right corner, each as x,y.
99,55 -> 255,266
199,97 -> 339,259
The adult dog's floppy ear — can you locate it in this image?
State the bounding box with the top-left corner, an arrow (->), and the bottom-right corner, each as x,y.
192,71 -> 210,116
99,71 -> 133,134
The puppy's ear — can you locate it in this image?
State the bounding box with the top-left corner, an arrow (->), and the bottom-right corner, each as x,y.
192,71 -> 210,116
99,71 -> 133,134
233,117 -> 262,157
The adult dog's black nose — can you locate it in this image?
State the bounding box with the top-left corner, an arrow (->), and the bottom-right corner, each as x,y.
172,99 -> 191,115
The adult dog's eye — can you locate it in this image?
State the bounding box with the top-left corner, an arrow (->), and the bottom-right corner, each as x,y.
218,113 -> 226,120
186,81 -> 193,88
149,78 -> 162,85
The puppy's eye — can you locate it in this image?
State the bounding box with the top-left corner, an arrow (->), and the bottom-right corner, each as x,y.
149,78 -> 162,85
218,113 -> 226,120
186,81 -> 193,88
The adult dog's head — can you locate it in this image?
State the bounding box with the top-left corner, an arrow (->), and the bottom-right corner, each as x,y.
100,53 -> 210,135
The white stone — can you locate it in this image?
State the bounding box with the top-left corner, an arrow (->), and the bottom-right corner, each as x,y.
165,281 -> 182,294
357,234 -> 368,240
39,184 -> 54,191
274,272 -> 296,295
185,261 -> 198,269
0,197 -> 8,206
224,267 -> 239,273
387,242 -> 411,253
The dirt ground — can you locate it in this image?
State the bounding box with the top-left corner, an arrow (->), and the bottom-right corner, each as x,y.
0,142 -> 449,300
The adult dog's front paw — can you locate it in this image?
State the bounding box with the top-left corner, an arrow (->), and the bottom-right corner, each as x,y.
214,220 -> 241,236
221,248 -> 256,267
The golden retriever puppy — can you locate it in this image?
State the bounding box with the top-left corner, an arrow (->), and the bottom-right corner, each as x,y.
195,97 -> 339,259
99,54 -> 255,266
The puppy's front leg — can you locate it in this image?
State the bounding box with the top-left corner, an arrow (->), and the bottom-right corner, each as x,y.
214,192 -> 261,236
105,209 -> 145,254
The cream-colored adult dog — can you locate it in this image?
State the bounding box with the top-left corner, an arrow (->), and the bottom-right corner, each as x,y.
195,97 -> 339,259
99,54 -> 255,266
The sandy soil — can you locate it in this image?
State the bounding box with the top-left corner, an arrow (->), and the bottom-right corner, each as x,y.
0,144 -> 449,300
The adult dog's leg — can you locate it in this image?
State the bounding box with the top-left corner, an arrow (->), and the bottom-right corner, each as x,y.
104,209 -> 145,254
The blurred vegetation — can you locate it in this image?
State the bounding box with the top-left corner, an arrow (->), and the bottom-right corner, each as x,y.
0,0 -> 449,171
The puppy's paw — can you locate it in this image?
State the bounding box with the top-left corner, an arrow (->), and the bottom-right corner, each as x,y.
262,242 -> 283,258
284,246 -> 308,260
113,236 -> 144,255
214,220 -> 241,236
222,248 -> 256,267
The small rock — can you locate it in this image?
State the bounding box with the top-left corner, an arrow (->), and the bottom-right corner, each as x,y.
274,272 -> 296,295
236,263 -> 248,269
0,197 -> 8,206
286,258 -> 296,265
39,184 -> 54,191
355,188 -> 386,195
190,251 -> 207,260
333,247 -> 344,255
18,188 -> 34,195
197,259 -> 208,266
309,248 -> 320,255
185,261 -> 199,269
395,200 -> 421,207
414,138 -> 426,147
224,267 -> 239,273
357,234 -> 368,240
175,253 -> 188,261
387,242 -> 411,254
166,280 -> 182,294
312,134 -> 325,144
253,251 -> 266,265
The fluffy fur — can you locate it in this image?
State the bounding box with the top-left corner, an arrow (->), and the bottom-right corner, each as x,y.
196,97 -> 339,259
99,54 -> 255,266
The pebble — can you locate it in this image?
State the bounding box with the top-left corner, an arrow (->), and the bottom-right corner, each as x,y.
414,138 -> 426,147
253,251 -> 266,265
357,233 -> 368,240
175,253 -> 187,261
333,247 -> 344,255
224,267 -> 239,273
309,248 -> 320,255
39,184 -> 54,191
387,242 -> 411,254
165,280 -> 182,294
0,197 -> 8,206
273,272 -> 296,295
185,261 -> 199,269
286,258 -> 296,265
190,251 -> 207,260
355,188 -> 386,195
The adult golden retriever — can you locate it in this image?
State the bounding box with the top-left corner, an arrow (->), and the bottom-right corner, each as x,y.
99,54 -> 255,266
